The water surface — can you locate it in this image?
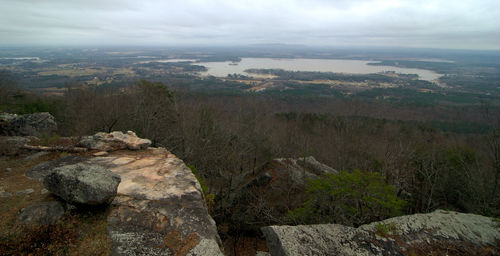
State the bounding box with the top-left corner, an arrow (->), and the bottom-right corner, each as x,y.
197,58 -> 441,81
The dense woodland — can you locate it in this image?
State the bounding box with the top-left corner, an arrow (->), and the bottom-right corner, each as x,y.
1,70 -> 499,242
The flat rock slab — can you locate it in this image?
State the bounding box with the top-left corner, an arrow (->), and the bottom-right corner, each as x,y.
85,147 -> 223,256
262,210 -> 500,256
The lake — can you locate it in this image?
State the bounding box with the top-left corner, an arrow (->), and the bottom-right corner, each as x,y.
196,58 -> 442,82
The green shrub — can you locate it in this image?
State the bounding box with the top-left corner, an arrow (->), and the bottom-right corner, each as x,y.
187,164 -> 215,213
187,164 -> 208,194
289,170 -> 406,226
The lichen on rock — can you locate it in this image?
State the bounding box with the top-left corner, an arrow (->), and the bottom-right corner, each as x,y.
43,163 -> 121,205
262,210 -> 500,255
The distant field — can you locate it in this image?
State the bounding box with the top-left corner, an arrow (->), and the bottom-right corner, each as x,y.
37,67 -> 135,77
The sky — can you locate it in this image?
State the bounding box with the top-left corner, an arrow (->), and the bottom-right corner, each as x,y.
1,0 -> 499,50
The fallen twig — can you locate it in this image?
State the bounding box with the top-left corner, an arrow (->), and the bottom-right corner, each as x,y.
22,144 -> 88,153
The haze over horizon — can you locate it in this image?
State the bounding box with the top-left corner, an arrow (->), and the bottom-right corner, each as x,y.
1,0 -> 499,50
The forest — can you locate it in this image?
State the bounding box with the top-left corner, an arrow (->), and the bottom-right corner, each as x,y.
1,68 -> 499,248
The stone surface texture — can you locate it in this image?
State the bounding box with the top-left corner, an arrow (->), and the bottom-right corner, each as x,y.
43,163 -> 121,205
26,155 -> 90,181
78,131 -> 151,152
85,147 -> 223,255
262,210 -> 500,256
18,201 -> 65,225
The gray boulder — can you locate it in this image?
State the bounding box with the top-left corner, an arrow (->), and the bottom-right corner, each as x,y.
43,163 -> 121,205
26,155 -> 90,181
262,210 -> 500,256
18,201 -> 65,225
78,131 -> 151,152
0,112 -> 57,137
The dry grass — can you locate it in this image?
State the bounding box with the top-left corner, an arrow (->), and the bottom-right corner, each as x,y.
0,153 -> 111,256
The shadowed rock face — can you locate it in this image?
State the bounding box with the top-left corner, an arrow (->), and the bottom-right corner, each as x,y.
86,147 -> 223,256
229,156 -> 338,227
78,131 -> 151,152
0,112 -> 57,137
262,210 -> 500,256
240,156 -> 338,191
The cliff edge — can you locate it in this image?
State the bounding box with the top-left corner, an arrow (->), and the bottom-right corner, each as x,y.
22,131 -> 223,255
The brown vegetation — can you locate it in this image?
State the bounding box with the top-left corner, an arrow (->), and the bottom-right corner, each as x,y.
2,72 -> 500,253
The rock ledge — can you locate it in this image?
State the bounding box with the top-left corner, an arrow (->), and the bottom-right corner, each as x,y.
262,210 -> 500,256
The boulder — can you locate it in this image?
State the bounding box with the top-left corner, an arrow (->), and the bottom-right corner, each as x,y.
78,131 -> 151,152
0,136 -> 29,156
43,163 -> 121,205
26,155 -> 90,181
18,201 -> 65,225
0,112 -> 57,137
270,156 -> 338,183
262,210 -> 500,256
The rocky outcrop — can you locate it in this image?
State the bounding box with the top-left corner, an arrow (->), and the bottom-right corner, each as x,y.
241,156 -> 337,190
0,112 -> 57,137
44,163 -> 121,205
262,210 -> 500,256
229,156 -> 337,227
25,131 -> 223,255
0,112 -> 18,124
273,156 -> 338,178
18,201 -> 65,225
78,131 -> 151,152
88,147 -> 223,255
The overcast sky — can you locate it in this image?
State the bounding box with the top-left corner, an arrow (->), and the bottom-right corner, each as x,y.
1,0 -> 499,50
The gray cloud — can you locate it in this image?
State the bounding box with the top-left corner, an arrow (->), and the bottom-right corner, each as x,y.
0,0 -> 498,49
